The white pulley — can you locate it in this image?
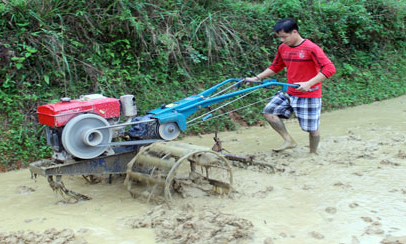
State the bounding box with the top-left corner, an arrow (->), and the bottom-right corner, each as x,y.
61,114 -> 112,159
158,122 -> 180,140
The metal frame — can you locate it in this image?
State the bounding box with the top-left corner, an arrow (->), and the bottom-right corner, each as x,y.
149,79 -> 299,131
30,147 -> 137,177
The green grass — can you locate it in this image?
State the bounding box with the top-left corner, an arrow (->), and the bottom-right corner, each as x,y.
0,0 -> 405,168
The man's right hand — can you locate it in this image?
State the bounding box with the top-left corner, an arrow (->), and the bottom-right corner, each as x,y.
243,77 -> 260,85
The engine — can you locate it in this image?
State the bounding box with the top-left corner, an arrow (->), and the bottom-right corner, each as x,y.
37,94 -> 137,161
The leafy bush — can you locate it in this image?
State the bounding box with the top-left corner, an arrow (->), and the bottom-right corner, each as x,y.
0,0 -> 405,168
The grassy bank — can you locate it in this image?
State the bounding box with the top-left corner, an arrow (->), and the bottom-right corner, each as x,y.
0,0 -> 405,168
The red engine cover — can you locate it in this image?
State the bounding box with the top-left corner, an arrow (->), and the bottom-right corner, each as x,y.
37,96 -> 121,128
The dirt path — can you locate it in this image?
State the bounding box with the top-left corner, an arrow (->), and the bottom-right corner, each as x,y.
1,95 -> 406,244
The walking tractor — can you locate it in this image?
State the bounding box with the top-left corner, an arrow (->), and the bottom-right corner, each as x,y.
29,78 -> 299,203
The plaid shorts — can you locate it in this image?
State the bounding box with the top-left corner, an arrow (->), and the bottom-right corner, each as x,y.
263,91 -> 322,132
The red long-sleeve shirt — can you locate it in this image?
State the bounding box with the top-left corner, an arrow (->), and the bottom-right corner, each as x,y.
269,39 -> 336,98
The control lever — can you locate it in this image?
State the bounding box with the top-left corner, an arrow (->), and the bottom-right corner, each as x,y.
249,70 -> 262,83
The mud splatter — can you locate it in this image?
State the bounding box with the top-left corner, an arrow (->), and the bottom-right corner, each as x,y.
0,228 -> 86,244
381,236 -> 406,244
127,204 -> 253,244
309,231 -> 324,239
16,186 -> 35,194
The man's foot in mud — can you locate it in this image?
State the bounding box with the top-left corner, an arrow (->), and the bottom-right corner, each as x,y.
272,140 -> 297,152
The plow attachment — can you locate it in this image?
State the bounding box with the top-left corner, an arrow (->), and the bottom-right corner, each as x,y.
124,142 -> 233,204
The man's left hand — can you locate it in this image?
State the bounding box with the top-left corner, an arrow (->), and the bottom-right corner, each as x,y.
294,82 -> 312,92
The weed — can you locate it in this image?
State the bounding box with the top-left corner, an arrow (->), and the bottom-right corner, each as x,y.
0,0 -> 405,167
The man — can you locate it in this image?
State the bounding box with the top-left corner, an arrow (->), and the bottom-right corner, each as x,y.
245,19 -> 336,153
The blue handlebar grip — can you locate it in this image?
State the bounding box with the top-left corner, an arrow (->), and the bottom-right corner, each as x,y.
282,84 -> 299,92
202,113 -> 212,121
284,84 -> 318,92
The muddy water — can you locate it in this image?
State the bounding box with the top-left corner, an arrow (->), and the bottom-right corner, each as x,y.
1,95 -> 406,244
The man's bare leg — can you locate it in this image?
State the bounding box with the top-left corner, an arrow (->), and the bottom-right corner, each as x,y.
264,113 -> 297,152
309,130 -> 320,154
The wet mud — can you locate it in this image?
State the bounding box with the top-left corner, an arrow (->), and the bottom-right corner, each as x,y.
0,228 -> 87,244
126,203 -> 253,244
1,95 -> 406,244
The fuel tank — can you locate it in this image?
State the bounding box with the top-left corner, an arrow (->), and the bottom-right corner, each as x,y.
37,94 -> 121,128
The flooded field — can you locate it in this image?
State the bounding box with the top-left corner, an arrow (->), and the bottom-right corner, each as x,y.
1,95 -> 406,244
